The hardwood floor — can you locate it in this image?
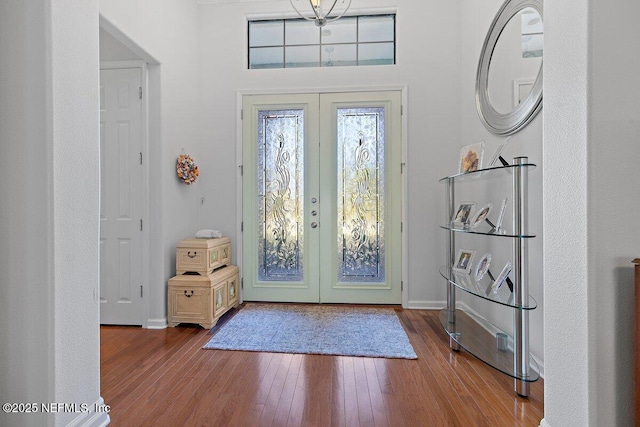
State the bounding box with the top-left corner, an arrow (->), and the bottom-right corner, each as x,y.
101,307 -> 543,426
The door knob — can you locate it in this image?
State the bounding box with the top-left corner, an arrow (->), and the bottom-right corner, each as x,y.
311,222 -> 318,228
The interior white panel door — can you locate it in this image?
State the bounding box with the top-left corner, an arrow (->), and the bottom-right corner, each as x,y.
99,67 -> 144,325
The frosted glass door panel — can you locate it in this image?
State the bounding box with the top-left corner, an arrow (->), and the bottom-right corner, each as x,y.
258,110 -> 304,281
337,108 -> 385,283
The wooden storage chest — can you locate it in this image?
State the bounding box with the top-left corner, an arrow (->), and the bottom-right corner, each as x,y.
168,265 -> 239,329
176,237 -> 231,275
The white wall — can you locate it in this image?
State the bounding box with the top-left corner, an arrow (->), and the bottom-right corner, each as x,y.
100,28 -> 141,61
543,0 -> 640,425
0,1 -> 106,426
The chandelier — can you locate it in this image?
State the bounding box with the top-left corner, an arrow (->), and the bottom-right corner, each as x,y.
289,0 -> 353,27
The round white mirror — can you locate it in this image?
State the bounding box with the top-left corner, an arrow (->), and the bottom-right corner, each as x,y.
476,0 -> 543,135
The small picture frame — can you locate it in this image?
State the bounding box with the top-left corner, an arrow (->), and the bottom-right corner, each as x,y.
453,249 -> 476,274
494,198 -> 508,232
489,136 -> 512,167
452,202 -> 476,225
470,203 -> 493,228
459,141 -> 485,173
456,272 -> 472,288
491,261 -> 513,293
474,253 -> 492,281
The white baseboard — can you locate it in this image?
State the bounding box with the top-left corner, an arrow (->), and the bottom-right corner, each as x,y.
65,397 -> 110,427
146,317 -> 168,329
539,418 -> 551,427
406,300 -> 446,310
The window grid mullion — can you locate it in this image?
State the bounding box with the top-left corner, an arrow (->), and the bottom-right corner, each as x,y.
249,15 -> 395,69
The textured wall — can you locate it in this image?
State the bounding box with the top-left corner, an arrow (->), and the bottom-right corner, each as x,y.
543,0 -> 640,425
0,1 -> 104,426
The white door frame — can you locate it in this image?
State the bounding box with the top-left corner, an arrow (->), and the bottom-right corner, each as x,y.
236,85 -> 409,307
100,60 -> 150,327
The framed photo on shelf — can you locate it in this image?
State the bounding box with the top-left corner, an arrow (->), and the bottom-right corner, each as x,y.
452,202 -> 475,225
458,141 -> 485,173
474,253 -> 492,281
494,198 -> 508,232
491,261 -> 513,293
453,249 -> 476,274
470,203 -> 493,228
456,272 -> 472,288
488,136 -> 512,167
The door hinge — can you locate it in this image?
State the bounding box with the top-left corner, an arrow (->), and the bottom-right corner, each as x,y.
239,165 -> 243,176
241,109 -> 243,120
401,281 -> 403,291
241,221 -> 243,232
401,105 -> 403,116
401,222 -> 403,232
140,219 -> 143,231
139,87 -> 142,99
140,152 -> 143,165
241,278 -> 244,289
401,162 -> 405,174
140,285 -> 143,298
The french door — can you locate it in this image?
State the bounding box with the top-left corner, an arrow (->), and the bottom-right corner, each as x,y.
242,91 -> 402,304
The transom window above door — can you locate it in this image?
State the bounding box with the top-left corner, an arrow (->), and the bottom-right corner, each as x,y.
248,15 -> 395,69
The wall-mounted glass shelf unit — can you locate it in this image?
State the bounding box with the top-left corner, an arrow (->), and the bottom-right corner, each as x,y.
439,157 -> 539,397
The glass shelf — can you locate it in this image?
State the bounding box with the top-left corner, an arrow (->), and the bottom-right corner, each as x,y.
439,308 -> 540,382
440,266 -> 537,310
439,224 -> 536,239
438,163 -> 536,183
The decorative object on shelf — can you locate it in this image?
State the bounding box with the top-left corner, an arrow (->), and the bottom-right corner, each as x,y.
458,141 -> 485,173
176,153 -> 199,185
289,0 -> 352,27
492,261 -> 513,293
471,203 -> 493,229
489,136 -> 512,167
453,249 -> 476,274
476,0 -> 543,135
452,202 -> 476,226
474,253 -> 492,281
494,198 -> 509,233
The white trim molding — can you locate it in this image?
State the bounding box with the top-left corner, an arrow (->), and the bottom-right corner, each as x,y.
146,318 -> 169,329
65,397 -> 110,427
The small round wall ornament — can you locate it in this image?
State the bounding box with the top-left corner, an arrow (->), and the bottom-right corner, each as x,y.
176,153 -> 199,185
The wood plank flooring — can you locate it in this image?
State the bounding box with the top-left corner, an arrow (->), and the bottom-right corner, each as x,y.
101,307 -> 543,426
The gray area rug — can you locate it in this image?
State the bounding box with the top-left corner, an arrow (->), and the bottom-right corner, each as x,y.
203,303 -> 417,359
